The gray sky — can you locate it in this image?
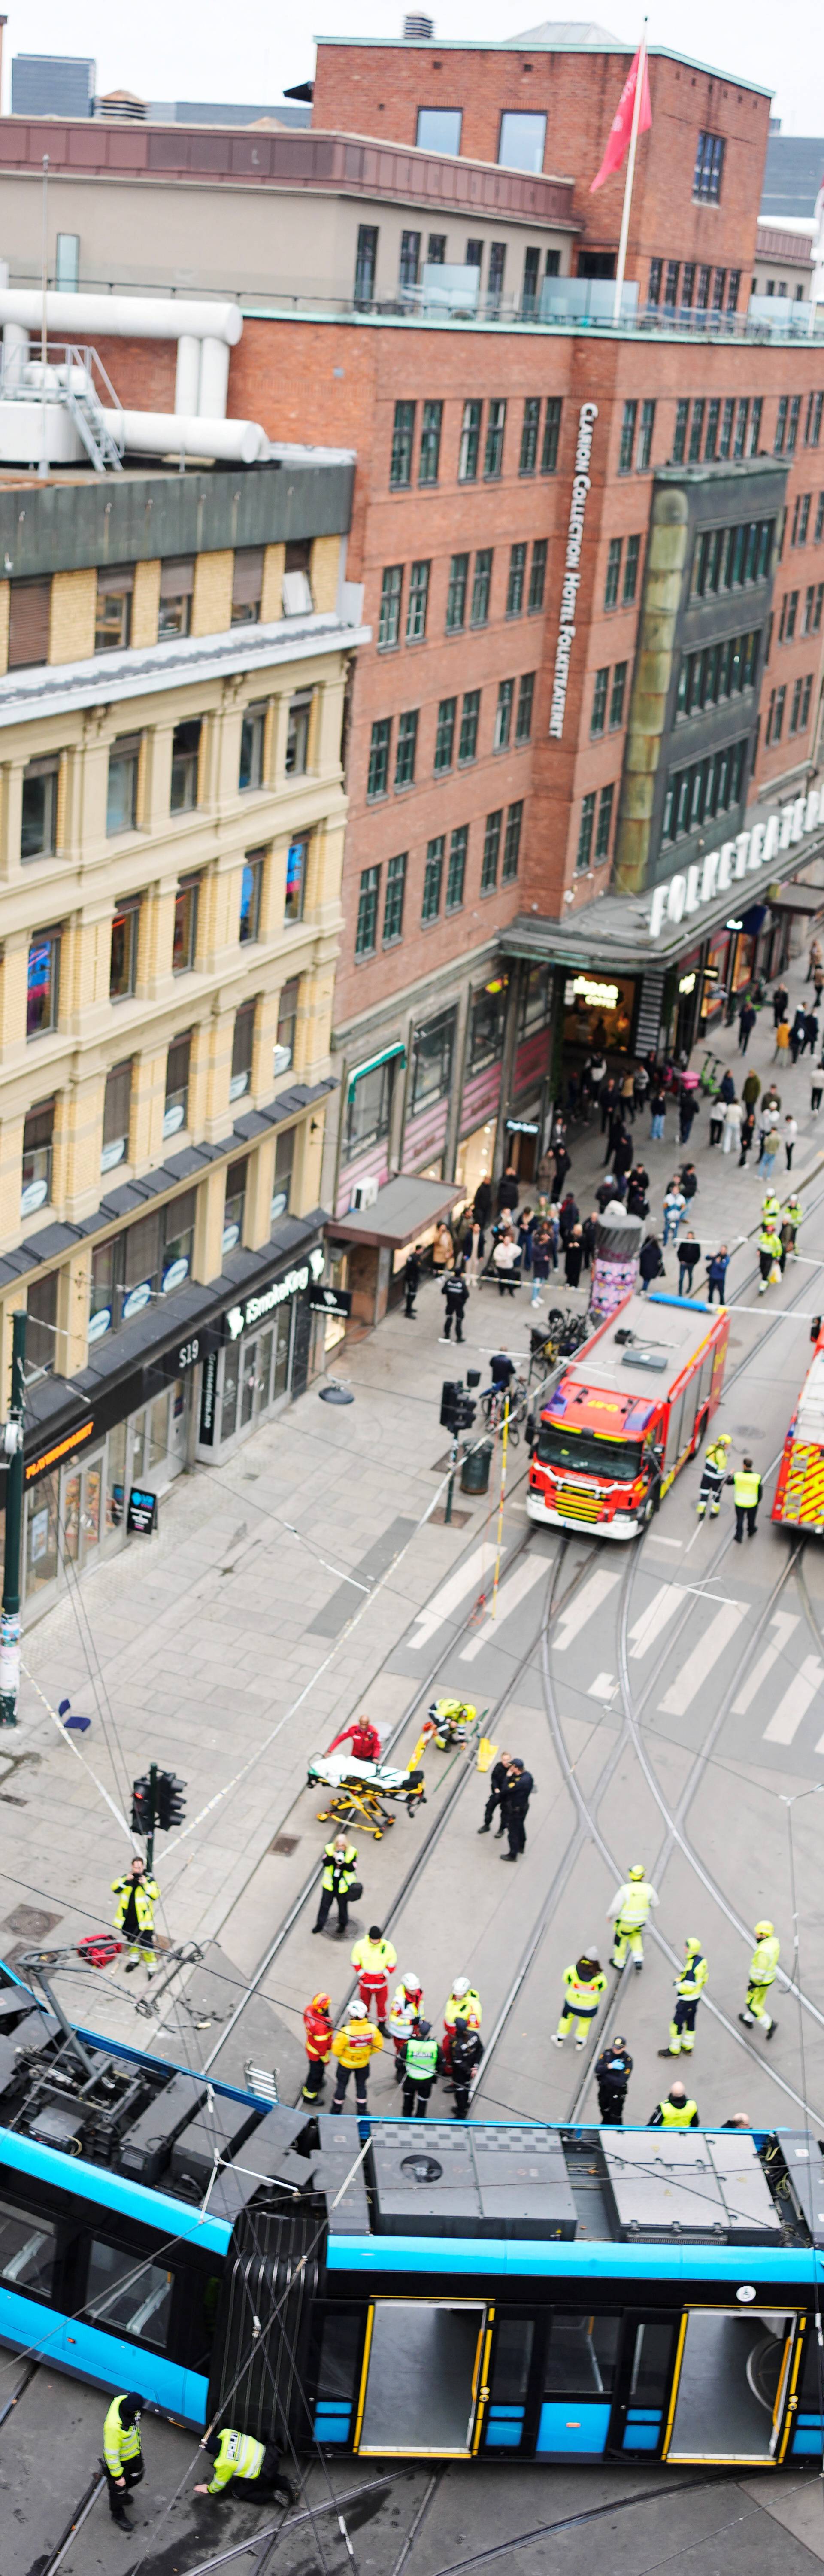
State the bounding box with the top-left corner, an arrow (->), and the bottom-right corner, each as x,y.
4,0 -> 822,141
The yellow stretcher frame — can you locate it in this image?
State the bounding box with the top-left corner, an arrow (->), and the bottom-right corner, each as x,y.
353,2298 -> 494,2458
661,2307 -> 805,2467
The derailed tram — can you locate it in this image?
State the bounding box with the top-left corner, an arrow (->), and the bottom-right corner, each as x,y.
0,1988 -> 822,2471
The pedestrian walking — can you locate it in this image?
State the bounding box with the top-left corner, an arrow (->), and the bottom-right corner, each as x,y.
649,2082 -> 699,2129
733,1456 -> 762,1540
804,1009 -> 820,1056
550,1141 -> 570,1201
558,1190 -> 579,1246
473,1178 -> 492,1251
312,1834 -> 360,1937
810,936 -> 824,983
103,2394 -> 145,2525
195,2432 -> 294,2504
707,1245 -> 730,1305
639,1232 -> 664,1292
627,1160 -> 650,1218
738,999 -> 756,1053
595,2036 -> 633,2124
649,1086 -> 666,1142
812,1065 -> 824,1115
739,1920 -> 779,2039
614,1128 -> 633,1180
497,1164 -> 520,1218
738,1106 -> 755,1165
499,1756 -> 533,1859
758,1125 -> 780,1182
608,1864 -> 659,1971
783,1113 -> 798,1170
388,1972 -> 424,2078
696,1431 -> 732,1517
600,1074 -> 618,1135
762,1187 -> 781,1226
772,981 -> 789,1025
783,1193 -> 803,1258
660,1939 -> 708,2059
679,1161 -> 698,1203
493,1233 -> 519,1297
451,2015 -> 483,2118
302,1991 -> 334,2101
763,1081 -> 782,1119
677,1231 -> 701,1297
442,1976 -> 482,2075
790,1007 -> 806,1065
564,1226 -> 583,1290
112,1856 -> 159,1974
581,1210 -> 597,1270
441,1268 -> 469,1342
757,1224 -> 782,1296
552,1952 -> 608,2048
709,1096 -> 724,1146
530,1223 -> 553,1306
330,1999 -> 382,2111
679,1086 -> 698,1145
662,1180 -> 686,1246
403,1246 -> 422,1317
350,1925 -> 397,2028
620,1067 -> 636,1121
633,1062 -> 650,1116
742,1066 -> 761,1112
401,2018 -> 441,2119
478,1748 -> 512,1837
516,1209 -> 533,1276
722,1098 -> 742,1155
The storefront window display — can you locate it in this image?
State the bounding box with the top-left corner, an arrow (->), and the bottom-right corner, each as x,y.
700,933 -> 730,1027
455,1119 -> 495,1203
520,962 -> 552,1033
411,1009 -> 456,1111
467,978 -> 508,1072
562,972 -> 635,1052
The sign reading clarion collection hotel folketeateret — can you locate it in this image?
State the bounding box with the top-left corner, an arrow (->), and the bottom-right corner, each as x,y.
549,402 -> 598,742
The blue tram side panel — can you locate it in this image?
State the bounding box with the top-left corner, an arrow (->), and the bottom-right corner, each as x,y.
0,1976 -> 822,2469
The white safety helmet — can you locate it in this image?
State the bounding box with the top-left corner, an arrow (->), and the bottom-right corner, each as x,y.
403,1973 -> 422,1995
348,1999 -> 368,2019
452,1977 -> 470,1998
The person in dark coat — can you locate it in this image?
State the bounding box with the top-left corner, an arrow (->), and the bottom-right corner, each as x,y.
738,1001 -> 756,1054
679,1162 -> 698,1200
790,1007 -> 806,1065
558,1191 -> 579,1246
441,1269 -> 470,1342
639,1233 -> 664,1291
627,1163 -> 649,1218
600,1075 -> 618,1135
473,1178 -> 492,1250
451,2017 -> 483,2119
499,1759 -> 534,1860
564,1226 -> 583,1289
551,1141 -> 570,1201
677,1232 -> 701,1297
595,2036 -> 633,2125
614,1128 -> 633,1178
403,1248 -> 421,1318
605,1107 -> 625,1166
497,1165 -> 520,1217
803,1010 -> 819,1056
772,981 -> 788,1027
738,1106 -> 755,1166
707,1245 -> 730,1304
478,1749 -> 512,1837
581,1212 -> 597,1270
719,1069 -> 736,1104
679,1087 -> 698,1145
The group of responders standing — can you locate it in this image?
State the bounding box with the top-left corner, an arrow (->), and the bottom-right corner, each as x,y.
303,1960 -> 483,2119
694,1432 -> 764,1542
102,2391 -> 294,2528
551,1866 -> 781,2123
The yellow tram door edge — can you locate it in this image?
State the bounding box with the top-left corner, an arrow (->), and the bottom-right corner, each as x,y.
352,2303 -> 375,2452
472,2308 -> 495,2454
660,2312 -> 688,2460
776,2318 -> 805,2463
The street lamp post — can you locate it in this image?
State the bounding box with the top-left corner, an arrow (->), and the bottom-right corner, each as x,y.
0,1309 -> 27,1727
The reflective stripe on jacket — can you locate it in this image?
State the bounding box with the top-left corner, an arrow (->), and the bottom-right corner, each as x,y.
405,2033 -> 439,2082
444,1986 -> 482,2029
112,1876 -> 158,1933
208,2429 -> 265,2492
103,2398 -> 142,2476
750,1935 -> 780,1987
676,1953 -> 708,2002
332,2020 -> 383,2071
654,2098 -> 698,2127
562,1963 -> 607,2014
351,1935 -> 397,1986
303,2003 -> 333,2062
610,1880 -> 657,1930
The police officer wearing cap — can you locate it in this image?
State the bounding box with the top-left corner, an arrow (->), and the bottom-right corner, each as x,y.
594,2036 -> 633,2124
401,2019 -> 441,2118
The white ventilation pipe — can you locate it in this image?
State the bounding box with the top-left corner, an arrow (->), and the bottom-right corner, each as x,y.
198,336 -> 230,419
0,289 -> 243,343
105,408 -> 267,465
174,334 -> 200,416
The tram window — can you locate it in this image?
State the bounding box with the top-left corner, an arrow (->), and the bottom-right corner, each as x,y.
797,2327 -> 824,2406
545,2312 -> 620,2395
630,2318 -> 677,2404
85,2240 -> 173,2346
0,2195 -> 56,2298
491,2317 -> 535,2405
189,2273 -> 222,2372
315,2309 -> 362,2442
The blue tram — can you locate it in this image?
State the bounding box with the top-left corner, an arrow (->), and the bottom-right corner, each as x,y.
0,1978 -> 822,2472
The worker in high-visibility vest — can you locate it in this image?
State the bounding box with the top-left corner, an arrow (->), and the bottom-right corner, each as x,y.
660,1939 -> 708,2057
696,1434 -> 732,1519
648,2083 -> 699,2129
112,1859 -> 159,1971
330,1999 -> 383,2112
302,1992 -> 333,2102
739,1920 -> 780,2038
194,2427 -> 294,2502
762,1191 -> 781,1227
350,1924 -> 397,2027
402,2019 -> 441,2119
102,2392 -> 144,2523
388,1972 -> 424,2079
733,1459 -> 762,1542
757,1225 -> 782,1294
551,1953 -> 607,2048
607,1865 -> 658,1970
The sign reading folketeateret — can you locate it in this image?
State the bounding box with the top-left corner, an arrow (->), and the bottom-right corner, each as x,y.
549,402 -> 598,741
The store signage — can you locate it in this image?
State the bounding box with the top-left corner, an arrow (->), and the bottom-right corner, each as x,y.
127,1485 -> 157,1535
122,1280 -> 152,1321
270,1190 -> 288,1224
564,975 -> 620,1008
25,1417 -> 94,1485
679,972 -> 697,996
161,1256 -> 190,1295
309,1284 -> 352,1318
223,1247 -> 324,1343
221,1221 -> 240,1256
506,1119 -> 539,1134
88,1307 -> 112,1343
199,1347 -> 218,1446
548,401 -> 598,741
649,789 -> 824,941
21,1176 -> 48,1217
162,1101 -> 185,1137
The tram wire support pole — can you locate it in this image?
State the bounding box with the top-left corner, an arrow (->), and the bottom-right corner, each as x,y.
147,1759 -> 158,1878
0,1309 -> 27,1726
491,1395 -> 510,1619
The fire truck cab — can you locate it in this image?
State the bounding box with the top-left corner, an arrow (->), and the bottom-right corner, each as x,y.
772,1327 -> 824,1534
527,1291 -> 729,1538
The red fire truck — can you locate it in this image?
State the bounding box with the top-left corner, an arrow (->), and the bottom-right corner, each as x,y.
772,1327 -> 824,1534
527,1291 -> 729,1537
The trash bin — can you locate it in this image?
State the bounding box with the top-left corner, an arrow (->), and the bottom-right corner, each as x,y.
460,1437 -> 493,1496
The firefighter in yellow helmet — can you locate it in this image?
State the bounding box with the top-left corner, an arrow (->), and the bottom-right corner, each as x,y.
552,1951 -> 607,2049
739,1921 -> 780,2038
659,1938 -> 708,2057
608,1865 -> 659,1970
696,1434 -> 731,1520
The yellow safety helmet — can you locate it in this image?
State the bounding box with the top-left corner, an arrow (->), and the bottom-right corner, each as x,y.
715,1434 -> 731,1449
629,1864 -> 645,1880
684,1937 -> 702,1954
754,1920 -> 774,1939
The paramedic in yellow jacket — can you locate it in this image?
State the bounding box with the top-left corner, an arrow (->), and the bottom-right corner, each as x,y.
552,1953 -> 607,2048
608,1865 -> 659,1970
330,1998 -> 383,2113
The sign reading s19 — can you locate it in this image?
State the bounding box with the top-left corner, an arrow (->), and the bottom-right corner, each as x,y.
649,788 -> 824,941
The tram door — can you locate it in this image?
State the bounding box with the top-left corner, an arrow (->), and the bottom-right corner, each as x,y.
354,2301 -> 492,2456
663,2310 -> 803,2465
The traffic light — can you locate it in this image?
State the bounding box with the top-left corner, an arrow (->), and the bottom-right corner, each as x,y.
155,1771 -> 187,1830
440,1379 -> 477,1436
131,1775 -> 154,1835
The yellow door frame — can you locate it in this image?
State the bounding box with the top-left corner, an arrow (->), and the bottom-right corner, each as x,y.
662,2306 -> 804,2467
353,2298 -> 491,2458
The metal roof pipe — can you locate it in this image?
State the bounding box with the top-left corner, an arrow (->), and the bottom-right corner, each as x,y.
175,333 -> 200,416
0,289 -> 243,343
198,335 -> 230,420
106,408 -> 267,465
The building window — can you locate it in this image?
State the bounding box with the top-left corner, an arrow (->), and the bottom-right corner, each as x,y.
681,262 -> 695,308
576,793 -> 596,872
619,401 -> 636,473
494,679 -> 514,751
367,717 -> 391,799
662,737 -> 748,839
733,398 -> 749,460
466,238 -> 483,271
779,589 -> 799,641
545,247 -> 560,282
27,929 -> 60,1038
434,696 -> 456,773
285,835 -> 307,925
355,864 -> 379,958
471,549 -> 492,625
775,396 -> 788,457
231,547 -> 264,626
727,270 -> 741,312
468,979 -> 507,1071
502,800 -> 522,881
170,718 -> 200,814
106,733 -> 140,835
498,109 -> 546,173
223,1157 -> 248,1250
459,690 -> 480,762
418,399 -> 442,483
55,229 -> 79,290
542,396 -> 562,474
507,543 -> 527,616
696,264 -> 711,311
446,825 -> 467,911
395,709 -> 418,788
719,397 -> 735,460
406,559 -> 430,641
520,396 -> 541,473
694,129 -> 725,201
283,538 -> 313,618
484,399 -> 506,479
239,701 -> 267,791
609,661 -> 627,728
230,1005 -> 255,1103
21,1097 -> 55,1217
801,672 -> 813,727
591,668 -> 608,737
416,106 -> 462,153
383,851 -> 406,944
648,258 -> 662,307
239,854 -> 263,944
711,268 -> 725,313
766,686 -> 786,746
810,392 -> 824,448
790,676 -> 804,735
673,398 -> 689,464
26,1270 -> 58,1375
101,1059 -> 132,1172
354,224 -> 378,305
688,398 -> 705,464
523,246 -> 541,321
95,570 -> 133,653
422,838 -> 444,922
636,399 -> 655,470
458,399 -> 482,482
274,979 -> 299,1077
692,516 -> 775,597
516,672 -> 534,742
677,627 -> 760,715
173,876 -> 199,973
345,1055 -> 394,1160
270,1126 -> 294,1228
390,400 -> 415,487
399,230 -> 421,291
664,259 -> 679,309
749,397 -> 763,456
445,553 -> 468,631
595,781 -> 614,863
817,495 -> 824,543
481,809 -> 502,892
705,399 -> 720,461
605,538 -> 622,609
412,1007 -> 456,1112
623,534 -> 641,603
21,754 -> 59,861
285,689 -> 312,777
487,245 -> 506,310
158,558 -> 194,638
788,395 -> 802,456
110,897 -> 140,1001
529,539 -> 547,611
164,1032 -> 191,1136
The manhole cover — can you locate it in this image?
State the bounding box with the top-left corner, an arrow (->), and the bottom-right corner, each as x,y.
2,1904 -> 59,1938
270,1833 -> 299,1856
729,1425 -> 762,1439
400,2154 -> 443,2184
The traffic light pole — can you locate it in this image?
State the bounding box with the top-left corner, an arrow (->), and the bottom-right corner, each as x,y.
444,1428 -> 459,1525
147,1761 -> 158,1877
0,1310 -> 27,1728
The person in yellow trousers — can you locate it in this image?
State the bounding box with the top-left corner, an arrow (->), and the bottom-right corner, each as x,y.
607,1864 -> 659,1971
551,1951 -> 607,2049
739,1920 -> 780,2039
102,2391 -> 144,2524
112,1856 -> 160,1972
330,1997 -> 383,2112
659,1938 -> 708,2058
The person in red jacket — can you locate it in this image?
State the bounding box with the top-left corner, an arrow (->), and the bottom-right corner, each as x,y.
302,1991 -> 333,2101
327,1716 -> 382,1763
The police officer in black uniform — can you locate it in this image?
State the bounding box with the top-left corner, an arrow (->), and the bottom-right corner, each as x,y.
594,2035 -> 633,2124
500,1758 -> 534,1860
478,1749 -> 512,1837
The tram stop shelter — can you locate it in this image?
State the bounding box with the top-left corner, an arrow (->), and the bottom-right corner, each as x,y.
326,1175 -> 464,1326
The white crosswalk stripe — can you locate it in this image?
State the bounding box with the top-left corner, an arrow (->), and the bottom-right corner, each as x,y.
765,1654 -> 824,1745
553,1566 -> 620,1652
627,1583 -> 684,1662
659,1599 -> 747,1717
459,1552 -> 548,1664
407,1542 -> 506,1651
732,1611 -> 800,1717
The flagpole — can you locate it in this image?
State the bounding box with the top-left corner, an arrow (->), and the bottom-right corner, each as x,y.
612,19 -> 648,326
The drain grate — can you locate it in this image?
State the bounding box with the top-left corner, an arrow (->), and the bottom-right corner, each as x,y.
270,1833 -> 299,1856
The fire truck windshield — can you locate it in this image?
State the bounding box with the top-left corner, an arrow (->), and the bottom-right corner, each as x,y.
536,1423 -> 643,1483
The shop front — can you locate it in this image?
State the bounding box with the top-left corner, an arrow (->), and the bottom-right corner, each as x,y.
335,1043 -> 406,1218
503,964 -> 554,1179
562,969 -> 636,1055
454,975 -> 508,1206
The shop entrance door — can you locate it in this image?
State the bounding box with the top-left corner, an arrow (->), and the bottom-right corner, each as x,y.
354,2301 -> 491,2456
663,2311 -> 801,2465
61,1452 -> 103,1574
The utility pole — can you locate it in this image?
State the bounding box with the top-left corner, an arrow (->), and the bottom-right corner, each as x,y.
0,1310 -> 27,1728
146,1760 -> 158,1877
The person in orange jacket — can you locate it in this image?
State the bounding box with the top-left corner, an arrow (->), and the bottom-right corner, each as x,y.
330,2001 -> 383,2113
327,1716 -> 382,1763
302,1991 -> 333,2102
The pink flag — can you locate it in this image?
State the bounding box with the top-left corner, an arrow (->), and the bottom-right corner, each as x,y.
590,46 -> 651,192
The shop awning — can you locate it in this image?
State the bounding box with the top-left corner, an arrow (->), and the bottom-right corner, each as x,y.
326,1175 -> 463,1252
346,1042 -> 406,1098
